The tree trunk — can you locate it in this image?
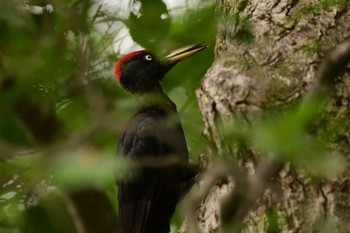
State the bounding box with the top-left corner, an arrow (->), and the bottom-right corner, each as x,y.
191,0 -> 350,232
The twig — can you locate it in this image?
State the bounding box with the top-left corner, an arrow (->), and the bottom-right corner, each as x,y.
302,37 -> 350,111
182,161 -> 245,233
220,158 -> 283,232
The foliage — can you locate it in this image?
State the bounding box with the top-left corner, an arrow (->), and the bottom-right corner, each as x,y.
2,0 -> 346,232
0,0 -> 215,232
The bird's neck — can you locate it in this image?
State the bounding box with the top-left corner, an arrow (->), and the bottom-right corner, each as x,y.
135,87 -> 176,112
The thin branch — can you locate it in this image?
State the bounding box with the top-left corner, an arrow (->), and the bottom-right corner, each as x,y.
12,98 -> 64,146
316,37 -> 350,91
302,37 -> 350,110
182,161 -> 246,233
220,158 -> 283,232
67,189 -> 118,233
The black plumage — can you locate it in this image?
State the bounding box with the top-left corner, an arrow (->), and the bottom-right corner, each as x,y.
114,45 -> 206,233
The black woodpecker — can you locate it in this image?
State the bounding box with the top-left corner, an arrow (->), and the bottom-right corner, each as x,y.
114,44 -> 207,233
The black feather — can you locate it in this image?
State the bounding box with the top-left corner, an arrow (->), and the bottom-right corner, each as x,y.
115,46 -> 206,232
116,90 -> 192,233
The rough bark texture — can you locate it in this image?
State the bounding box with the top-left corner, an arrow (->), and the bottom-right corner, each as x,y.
194,0 -> 350,232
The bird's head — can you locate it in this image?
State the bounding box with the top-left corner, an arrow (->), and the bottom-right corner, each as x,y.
114,44 -> 207,93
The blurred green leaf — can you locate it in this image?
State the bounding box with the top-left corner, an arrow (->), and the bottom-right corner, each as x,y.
254,98 -> 322,158
169,4 -> 216,45
254,98 -> 346,178
127,0 -> 170,50
57,99 -> 89,130
50,150 -> 131,191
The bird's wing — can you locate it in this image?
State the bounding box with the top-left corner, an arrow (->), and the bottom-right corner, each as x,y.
117,115 -> 177,233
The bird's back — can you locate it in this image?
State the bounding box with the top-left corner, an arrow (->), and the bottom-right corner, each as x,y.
116,106 -> 189,233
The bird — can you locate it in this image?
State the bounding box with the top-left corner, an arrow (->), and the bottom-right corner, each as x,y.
114,44 -> 207,233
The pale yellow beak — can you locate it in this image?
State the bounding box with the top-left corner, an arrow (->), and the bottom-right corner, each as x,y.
164,43 -> 208,65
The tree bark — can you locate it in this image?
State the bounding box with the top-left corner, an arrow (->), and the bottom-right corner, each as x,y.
191,0 -> 350,232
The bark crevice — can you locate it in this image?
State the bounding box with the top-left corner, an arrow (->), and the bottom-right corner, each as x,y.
191,0 -> 350,232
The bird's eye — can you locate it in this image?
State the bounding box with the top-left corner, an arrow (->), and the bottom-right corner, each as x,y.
145,55 -> 153,61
